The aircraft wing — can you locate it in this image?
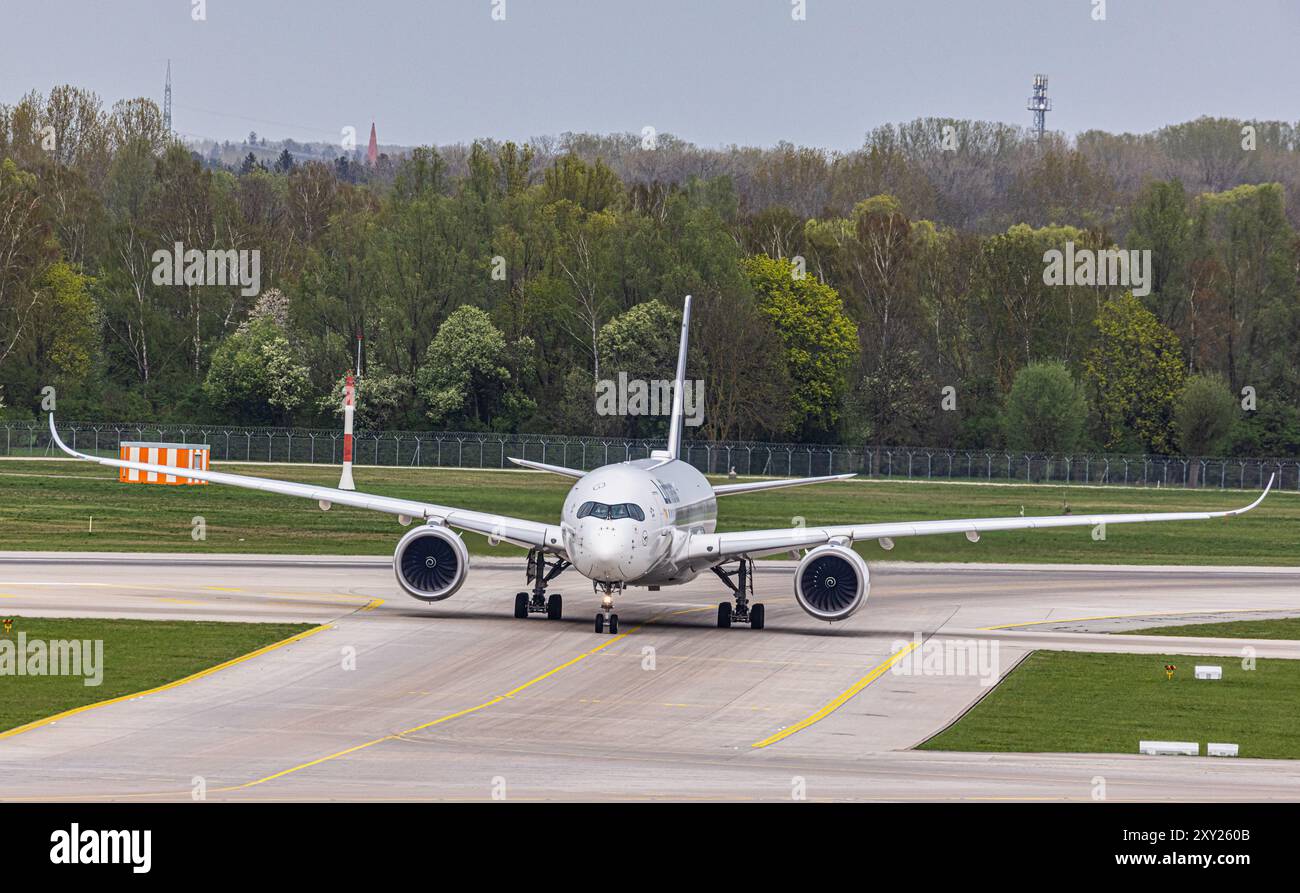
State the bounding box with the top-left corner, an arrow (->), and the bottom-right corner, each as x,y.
713,473 -> 856,496
686,476 -> 1274,562
48,415 -> 562,551
507,456 -> 586,479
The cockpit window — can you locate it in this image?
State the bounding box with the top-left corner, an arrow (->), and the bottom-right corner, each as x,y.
576,501 -> 644,522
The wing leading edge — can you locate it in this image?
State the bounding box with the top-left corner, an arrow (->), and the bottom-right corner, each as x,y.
688,476 -> 1274,562
47,415 -> 560,551
713,473 -> 856,496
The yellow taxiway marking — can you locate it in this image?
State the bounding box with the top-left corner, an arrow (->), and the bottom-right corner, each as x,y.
158,598 -> 202,605
0,623 -> 333,741
216,622 -> 646,793
751,641 -> 920,748
204,586 -> 243,592
980,606 -> 1289,631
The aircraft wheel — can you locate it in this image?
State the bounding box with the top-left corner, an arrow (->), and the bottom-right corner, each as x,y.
717,602 -> 731,629
751,603 -> 765,630
594,613 -> 605,634
608,613 -> 619,634
547,594 -> 563,620
514,592 -> 528,619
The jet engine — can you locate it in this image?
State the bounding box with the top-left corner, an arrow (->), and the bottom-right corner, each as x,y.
393,524 -> 469,601
793,545 -> 869,621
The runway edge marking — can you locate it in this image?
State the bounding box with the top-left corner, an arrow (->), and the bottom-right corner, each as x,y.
980,606 -> 1290,631
0,622 -> 333,742
751,642 -> 920,749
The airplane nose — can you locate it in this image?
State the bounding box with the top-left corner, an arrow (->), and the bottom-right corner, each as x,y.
589,528 -> 622,564
570,521 -> 634,582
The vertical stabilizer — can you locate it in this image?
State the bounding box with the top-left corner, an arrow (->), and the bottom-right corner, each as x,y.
663,294 -> 692,460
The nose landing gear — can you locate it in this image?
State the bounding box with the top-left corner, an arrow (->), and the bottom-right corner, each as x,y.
514,548 -> 570,621
711,557 -> 764,630
594,583 -> 621,634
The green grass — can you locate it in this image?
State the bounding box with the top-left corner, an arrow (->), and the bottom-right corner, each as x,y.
0,616 -> 312,733
0,459 -> 1295,563
919,649 -> 1300,759
1122,617 -> 1300,639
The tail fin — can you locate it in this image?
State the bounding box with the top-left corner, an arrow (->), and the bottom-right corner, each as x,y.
663,294 -> 692,460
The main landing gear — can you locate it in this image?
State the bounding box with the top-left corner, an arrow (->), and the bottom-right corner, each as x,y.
711,557 -> 764,630
514,547 -> 569,621
594,582 -> 622,634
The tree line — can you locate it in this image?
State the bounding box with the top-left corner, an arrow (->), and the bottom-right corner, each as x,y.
2,84 -> 1299,458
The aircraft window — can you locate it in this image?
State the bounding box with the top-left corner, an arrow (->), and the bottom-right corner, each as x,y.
576,502 -> 644,521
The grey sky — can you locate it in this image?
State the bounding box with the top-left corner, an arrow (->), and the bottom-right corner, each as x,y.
4,0 -> 1297,150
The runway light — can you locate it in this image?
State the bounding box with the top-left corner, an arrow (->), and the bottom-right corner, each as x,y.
1163,663 -> 1177,680
1,618 -> 12,634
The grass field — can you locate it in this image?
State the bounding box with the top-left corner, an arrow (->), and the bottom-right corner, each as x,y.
0,616 -> 313,733
1122,617 -> 1300,639
1,459 -> 1295,563
919,649 -> 1300,759
923,616 -> 1300,759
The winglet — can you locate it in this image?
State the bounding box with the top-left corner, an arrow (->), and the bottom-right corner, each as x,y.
48,412 -> 77,458
1226,473 -> 1274,517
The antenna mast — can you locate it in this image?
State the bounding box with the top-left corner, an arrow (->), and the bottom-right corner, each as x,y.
164,60 -> 173,134
1027,73 -> 1050,142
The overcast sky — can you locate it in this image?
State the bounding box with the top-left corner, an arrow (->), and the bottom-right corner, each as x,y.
4,0 -> 1297,150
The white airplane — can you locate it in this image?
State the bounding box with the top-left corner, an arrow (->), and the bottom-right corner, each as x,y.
49,295 -> 1274,634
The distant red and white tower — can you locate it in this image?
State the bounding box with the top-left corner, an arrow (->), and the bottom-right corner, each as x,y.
366,123 -> 378,166
339,371 -> 357,490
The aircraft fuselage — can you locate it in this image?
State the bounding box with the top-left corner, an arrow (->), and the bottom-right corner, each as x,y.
561,458 -> 717,586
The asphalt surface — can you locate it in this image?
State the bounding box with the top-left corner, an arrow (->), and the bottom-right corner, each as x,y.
1,553 -> 1299,801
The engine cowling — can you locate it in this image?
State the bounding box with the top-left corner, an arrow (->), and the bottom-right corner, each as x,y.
393,524 -> 469,602
793,545 -> 869,621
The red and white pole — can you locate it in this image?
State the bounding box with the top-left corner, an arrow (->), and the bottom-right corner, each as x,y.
339,371 -> 356,490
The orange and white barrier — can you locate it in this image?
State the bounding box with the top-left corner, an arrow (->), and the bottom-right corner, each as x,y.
118,442 -> 210,485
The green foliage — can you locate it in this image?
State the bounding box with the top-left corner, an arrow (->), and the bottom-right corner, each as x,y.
203,315 -> 312,425
1001,361 -> 1087,453
317,367 -> 416,431
742,254 -> 857,438
3,89 -> 1300,456
416,306 -> 535,431
1084,292 -> 1186,453
1176,373 -> 1237,456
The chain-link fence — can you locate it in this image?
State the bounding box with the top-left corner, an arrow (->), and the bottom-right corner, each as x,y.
3,419 -> 1294,491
